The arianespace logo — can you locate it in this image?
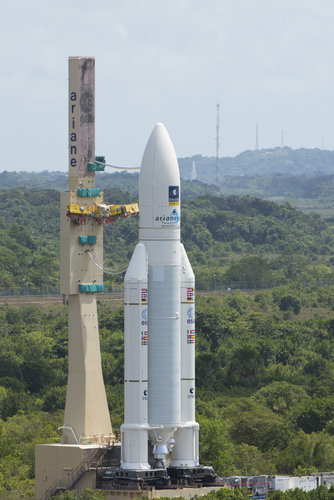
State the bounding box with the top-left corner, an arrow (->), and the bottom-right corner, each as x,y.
155,209 -> 179,225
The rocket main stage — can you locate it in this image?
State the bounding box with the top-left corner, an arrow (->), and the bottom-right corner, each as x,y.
112,123 -> 216,487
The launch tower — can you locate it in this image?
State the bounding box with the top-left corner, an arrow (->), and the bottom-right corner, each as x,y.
60,57 -> 113,445
35,57 -> 139,500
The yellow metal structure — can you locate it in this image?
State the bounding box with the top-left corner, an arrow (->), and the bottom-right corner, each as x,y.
67,202 -> 139,220
68,203 -> 97,215
108,203 -> 139,217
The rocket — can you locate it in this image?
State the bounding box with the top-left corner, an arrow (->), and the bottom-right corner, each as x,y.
121,123 -> 199,472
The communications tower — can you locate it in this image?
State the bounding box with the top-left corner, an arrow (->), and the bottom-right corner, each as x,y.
215,103 -> 220,191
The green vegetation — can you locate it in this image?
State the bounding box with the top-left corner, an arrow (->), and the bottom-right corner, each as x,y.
2,173 -> 334,497
0,170 -> 217,199
2,189 -> 334,292
2,282 -> 334,496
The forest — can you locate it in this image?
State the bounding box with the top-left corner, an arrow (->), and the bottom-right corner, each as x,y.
1,187 -> 334,293
2,166 -> 334,498
3,283 -> 334,497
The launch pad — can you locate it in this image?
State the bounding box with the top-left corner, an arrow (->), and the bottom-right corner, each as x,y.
36,442 -> 219,498
99,465 -> 217,490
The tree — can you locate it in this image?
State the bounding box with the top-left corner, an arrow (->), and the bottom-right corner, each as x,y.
226,346 -> 264,387
223,256 -> 274,288
296,398 -> 334,434
229,407 -> 292,451
278,295 -> 301,314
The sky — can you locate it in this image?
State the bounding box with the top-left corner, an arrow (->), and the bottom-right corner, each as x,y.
1,0 -> 334,172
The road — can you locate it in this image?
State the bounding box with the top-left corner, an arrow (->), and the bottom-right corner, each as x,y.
0,294 -> 124,306
0,288 -> 263,307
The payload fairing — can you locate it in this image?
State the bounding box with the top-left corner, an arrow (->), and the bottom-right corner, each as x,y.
121,123 -> 199,473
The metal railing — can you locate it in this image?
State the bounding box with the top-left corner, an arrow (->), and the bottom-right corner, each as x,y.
2,278 -> 334,300
39,446 -> 109,500
0,287 -> 124,297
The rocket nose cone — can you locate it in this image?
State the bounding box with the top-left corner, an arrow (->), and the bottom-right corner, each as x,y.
148,122 -> 169,144
153,122 -> 166,134
125,243 -> 148,281
139,123 -> 181,236
150,122 -> 170,144
139,123 -> 179,183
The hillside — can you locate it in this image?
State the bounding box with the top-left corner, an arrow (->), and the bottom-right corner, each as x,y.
2,147 -> 334,189
179,147 -> 334,183
1,189 -> 334,292
2,148 -> 334,219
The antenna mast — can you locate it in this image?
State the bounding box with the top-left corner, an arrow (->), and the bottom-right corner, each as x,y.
255,123 -> 259,151
216,103 -> 220,191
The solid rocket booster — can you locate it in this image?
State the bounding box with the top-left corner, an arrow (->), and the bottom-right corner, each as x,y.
122,243 -> 149,470
170,244 -> 199,467
121,123 -> 198,470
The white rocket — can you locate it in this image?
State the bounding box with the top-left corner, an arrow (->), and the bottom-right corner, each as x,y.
121,123 -> 199,472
